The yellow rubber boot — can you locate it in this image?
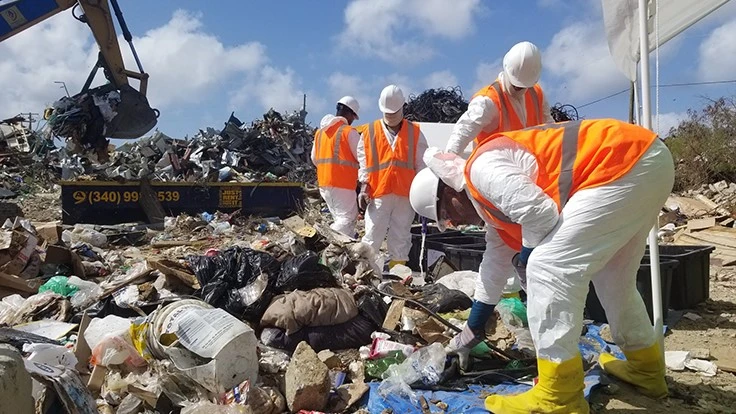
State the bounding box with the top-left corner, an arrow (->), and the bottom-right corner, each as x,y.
388,260 -> 406,269
599,342 -> 668,399
485,356 -> 589,414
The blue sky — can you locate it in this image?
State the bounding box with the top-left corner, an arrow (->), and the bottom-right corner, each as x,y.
2,0 -> 736,141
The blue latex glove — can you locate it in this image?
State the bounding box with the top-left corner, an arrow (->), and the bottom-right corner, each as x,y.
518,246 -> 534,265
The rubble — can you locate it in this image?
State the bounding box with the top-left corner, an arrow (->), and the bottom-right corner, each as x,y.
54,109 -> 316,184
284,341 -> 330,412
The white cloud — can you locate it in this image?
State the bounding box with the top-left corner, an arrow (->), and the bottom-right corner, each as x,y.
0,11 -> 93,118
337,0 -> 482,64
119,10 -> 267,108
230,66 -> 326,118
544,21 -> 629,104
655,111 -> 686,138
0,9 -> 269,119
472,59 -> 502,92
423,70 -> 459,89
327,72 -> 372,116
698,18 -> 736,81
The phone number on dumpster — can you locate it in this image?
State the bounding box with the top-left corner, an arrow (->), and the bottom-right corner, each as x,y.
72,190 -> 180,205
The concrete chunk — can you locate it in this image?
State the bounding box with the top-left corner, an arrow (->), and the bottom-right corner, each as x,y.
285,341 -> 330,412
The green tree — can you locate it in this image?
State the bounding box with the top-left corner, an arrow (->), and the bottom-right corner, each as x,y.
665,97 -> 736,191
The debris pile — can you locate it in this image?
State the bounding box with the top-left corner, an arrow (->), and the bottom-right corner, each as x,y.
404,87 -> 468,123
0,204 -> 550,413
55,110 -> 316,184
660,180 -> 736,265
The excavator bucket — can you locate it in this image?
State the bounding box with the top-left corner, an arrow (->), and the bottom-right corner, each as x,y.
104,84 -> 158,139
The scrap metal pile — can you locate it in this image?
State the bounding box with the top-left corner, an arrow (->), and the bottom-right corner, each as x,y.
48,109 -> 317,184
404,87 -> 469,123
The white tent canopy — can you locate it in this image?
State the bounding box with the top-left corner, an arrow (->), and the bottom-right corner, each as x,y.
601,0 -> 731,350
602,0 -> 730,81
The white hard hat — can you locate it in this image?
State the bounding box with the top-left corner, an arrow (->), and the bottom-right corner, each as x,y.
337,96 -> 360,119
378,84 -> 405,114
502,41 -> 542,89
409,168 -> 446,231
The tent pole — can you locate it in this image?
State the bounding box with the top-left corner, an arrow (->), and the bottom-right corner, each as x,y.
638,0 -> 665,355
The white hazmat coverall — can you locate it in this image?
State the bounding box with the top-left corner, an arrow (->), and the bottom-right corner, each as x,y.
467,137 -> 674,362
311,114 -> 361,237
357,121 -> 428,262
445,71 -> 554,156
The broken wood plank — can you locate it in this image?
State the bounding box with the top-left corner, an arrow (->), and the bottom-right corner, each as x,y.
717,361 -> 736,374
687,217 -> 717,231
694,194 -> 733,217
382,299 -> 406,331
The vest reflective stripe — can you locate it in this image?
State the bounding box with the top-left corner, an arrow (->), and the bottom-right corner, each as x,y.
520,120 -> 581,209
464,119 -> 656,249
364,121 -> 415,173
314,126 -> 359,168
490,81 -> 511,130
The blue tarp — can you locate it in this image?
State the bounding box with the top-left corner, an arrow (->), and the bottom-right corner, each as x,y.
364,323 -> 621,413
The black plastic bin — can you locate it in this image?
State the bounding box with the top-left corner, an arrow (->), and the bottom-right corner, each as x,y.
443,244 -> 487,272
585,258 -> 678,324
408,226 -> 485,269
407,226 -> 462,270
646,245 -> 715,310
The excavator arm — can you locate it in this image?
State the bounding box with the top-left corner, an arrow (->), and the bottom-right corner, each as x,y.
0,0 -> 157,158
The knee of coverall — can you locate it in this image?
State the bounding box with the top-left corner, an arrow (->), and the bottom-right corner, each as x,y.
474,229 -> 517,305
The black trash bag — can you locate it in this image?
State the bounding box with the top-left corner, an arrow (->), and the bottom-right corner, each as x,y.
416,284 -> 472,313
276,251 -> 337,293
187,246 -> 281,321
356,290 -> 389,328
261,314 -> 376,353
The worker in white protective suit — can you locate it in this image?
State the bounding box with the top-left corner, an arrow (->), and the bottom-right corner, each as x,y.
445,41 -> 553,156
409,119 -> 674,413
357,85 -> 428,269
311,96 -> 362,237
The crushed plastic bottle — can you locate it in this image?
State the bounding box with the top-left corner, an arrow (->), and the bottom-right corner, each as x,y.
377,342 -> 446,404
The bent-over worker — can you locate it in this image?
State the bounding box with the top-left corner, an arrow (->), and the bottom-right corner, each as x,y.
410,119 -> 674,413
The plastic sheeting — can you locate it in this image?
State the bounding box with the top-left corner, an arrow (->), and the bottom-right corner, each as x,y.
363,322 -> 620,412
602,0 -> 729,80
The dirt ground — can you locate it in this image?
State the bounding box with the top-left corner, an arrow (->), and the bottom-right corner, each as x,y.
592,266 -> 736,413
13,191 -> 736,413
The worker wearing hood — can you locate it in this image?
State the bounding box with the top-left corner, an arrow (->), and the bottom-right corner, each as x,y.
311,96 -> 362,237
445,41 -> 553,155
357,85 -> 428,269
410,119 -> 673,413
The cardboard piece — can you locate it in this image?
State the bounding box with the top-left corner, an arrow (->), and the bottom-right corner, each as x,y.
44,245 -> 86,279
33,222 -> 63,246
382,299 -> 405,331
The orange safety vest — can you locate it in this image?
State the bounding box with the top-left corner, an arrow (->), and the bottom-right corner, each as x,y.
313,121 -> 359,189
363,119 -> 420,198
472,80 -> 546,146
464,119 -> 658,250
